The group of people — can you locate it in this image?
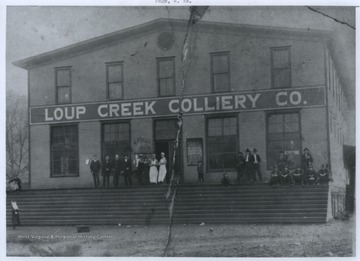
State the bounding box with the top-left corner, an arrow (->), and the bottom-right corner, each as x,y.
233,147 -> 331,187
269,147 -> 331,187
89,153 -> 168,188
235,148 -> 263,183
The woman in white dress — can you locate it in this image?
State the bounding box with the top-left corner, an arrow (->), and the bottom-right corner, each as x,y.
149,154 -> 159,184
158,152 -> 167,184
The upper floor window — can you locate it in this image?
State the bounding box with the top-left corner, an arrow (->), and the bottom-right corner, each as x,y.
107,62 -> 124,100
157,57 -> 175,97
271,47 -> 291,88
211,52 -> 230,92
55,67 -> 71,104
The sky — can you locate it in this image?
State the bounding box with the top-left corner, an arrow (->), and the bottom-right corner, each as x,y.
5,6 -> 356,103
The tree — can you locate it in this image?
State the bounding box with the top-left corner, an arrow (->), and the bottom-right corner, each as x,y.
6,90 -> 29,183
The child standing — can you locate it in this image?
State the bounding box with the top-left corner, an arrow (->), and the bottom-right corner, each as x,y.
197,161 -> 204,184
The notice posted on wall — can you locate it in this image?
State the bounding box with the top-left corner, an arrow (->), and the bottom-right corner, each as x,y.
187,138 -> 203,166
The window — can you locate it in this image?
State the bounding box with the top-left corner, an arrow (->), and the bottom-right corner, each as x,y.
51,125 -> 78,177
157,57 -> 175,97
56,67 -> 71,104
211,52 -> 230,92
107,62 -> 123,100
102,122 -> 130,160
271,47 -> 291,88
267,112 -> 301,169
207,117 -> 237,170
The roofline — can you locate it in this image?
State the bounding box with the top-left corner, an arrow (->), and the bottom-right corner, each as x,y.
13,18 -> 332,70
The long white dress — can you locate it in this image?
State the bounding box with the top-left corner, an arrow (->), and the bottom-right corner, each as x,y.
158,157 -> 167,183
149,159 -> 159,184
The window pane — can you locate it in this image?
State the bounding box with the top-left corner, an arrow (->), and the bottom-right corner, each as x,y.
108,64 -> 123,82
209,154 -> 223,169
109,82 -> 123,100
268,114 -> 283,124
57,87 -> 71,104
284,122 -> 299,132
159,78 -> 175,96
51,125 -> 78,177
57,69 -> 70,86
214,74 -> 229,92
223,153 -> 237,168
268,123 -> 283,133
158,60 -> 174,78
273,68 -> 291,88
272,49 -> 289,68
212,54 -> 229,73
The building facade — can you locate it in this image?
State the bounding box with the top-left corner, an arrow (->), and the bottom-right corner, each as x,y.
14,19 -> 354,218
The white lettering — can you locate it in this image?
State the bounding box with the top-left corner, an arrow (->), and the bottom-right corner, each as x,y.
181,99 -> 192,112
45,108 -> 54,121
64,107 -> 75,120
290,91 -> 302,105
221,96 -> 233,110
234,95 -> 246,109
121,103 -> 132,116
169,100 -> 180,113
145,101 -> 156,115
98,105 -> 108,117
193,98 -> 204,112
109,104 -> 120,117
276,92 -> 288,106
247,94 -> 261,108
204,97 -> 215,111
133,102 -> 144,116
54,108 -> 63,120
76,106 -> 86,119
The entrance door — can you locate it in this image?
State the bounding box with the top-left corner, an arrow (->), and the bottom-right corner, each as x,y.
154,120 -> 182,184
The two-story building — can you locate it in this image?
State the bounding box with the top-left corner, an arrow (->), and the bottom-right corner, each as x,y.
13,18 -> 354,217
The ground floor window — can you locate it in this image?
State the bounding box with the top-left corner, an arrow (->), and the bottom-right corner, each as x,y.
207,116 -> 237,171
267,111 -> 301,169
102,122 -> 131,161
51,124 -> 78,177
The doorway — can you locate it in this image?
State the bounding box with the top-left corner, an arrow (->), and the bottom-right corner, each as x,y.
154,119 -> 182,184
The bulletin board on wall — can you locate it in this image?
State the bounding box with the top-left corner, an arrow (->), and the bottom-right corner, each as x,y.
186,138 -> 203,166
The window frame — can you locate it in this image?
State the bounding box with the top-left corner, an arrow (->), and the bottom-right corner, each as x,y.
106,61 -> 124,101
206,114 -> 238,172
50,124 -> 79,178
55,66 -> 72,105
270,46 -> 292,89
157,57 -> 176,97
266,110 -> 302,170
101,120 -> 131,162
210,51 -> 231,93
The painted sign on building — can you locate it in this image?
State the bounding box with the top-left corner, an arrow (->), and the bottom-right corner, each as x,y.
30,86 -> 325,125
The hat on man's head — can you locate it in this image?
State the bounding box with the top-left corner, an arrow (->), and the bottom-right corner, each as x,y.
245,148 -> 250,153
304,148 -> 309,152
253,148 -> 257,153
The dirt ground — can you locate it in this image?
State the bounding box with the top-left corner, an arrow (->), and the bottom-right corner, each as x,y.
7,216 -> 355,257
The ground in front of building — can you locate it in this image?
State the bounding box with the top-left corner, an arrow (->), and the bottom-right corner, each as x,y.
7,216 -> 354,257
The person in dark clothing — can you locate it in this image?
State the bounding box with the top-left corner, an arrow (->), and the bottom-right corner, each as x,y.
122,155 -> 132,187
252,148 -> 262,182
269,165 -> 280,188
280,166 -> 292,185
221,173 -> 230,187
317,164 -> 330,185
301,148 -> 313,171
11,201 -> 20,229
197,160 -> 204,184
306,165 -> 317,185
235,152 -> 246,183
137,154 -> 145,186
244,148 -> 254,182
102,155 -> 112,187
90,154 -> 101,188
277,151 -> 289,172
113,154 -> 121,188
292,165 -> 304,186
